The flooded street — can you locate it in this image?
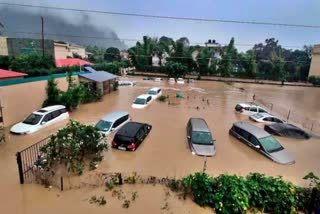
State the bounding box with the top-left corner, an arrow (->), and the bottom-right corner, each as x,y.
0,78 -> 319,213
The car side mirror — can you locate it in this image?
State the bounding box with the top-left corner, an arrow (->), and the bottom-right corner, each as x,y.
187,136 -> 191,139
254,145 -> 260,149
41,121 -> 46,125
111,128 -> 115,131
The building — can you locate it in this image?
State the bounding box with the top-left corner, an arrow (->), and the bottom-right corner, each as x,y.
120,50 -> 129,59
0,36 -> 54,56
79,67 -> 118,95
0,69 -> 28,81
54,41 -> 89,59
309,44 -> 320,77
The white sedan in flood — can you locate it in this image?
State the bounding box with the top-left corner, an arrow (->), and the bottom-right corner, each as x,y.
250,113 -> 285,124
147,87 -> 162,99
131,94 -> 153,109
177,78 -> 185,84
10,105 -> 69,134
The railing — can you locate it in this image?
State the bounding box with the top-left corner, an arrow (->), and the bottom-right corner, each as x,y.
16,136 -> 51,184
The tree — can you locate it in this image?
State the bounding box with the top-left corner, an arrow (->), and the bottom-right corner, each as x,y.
42,78 -> 61,107
164,61 -> 187,78
270,52 -> 285,81
197,48 -> 214,76
104,47 -> 120,62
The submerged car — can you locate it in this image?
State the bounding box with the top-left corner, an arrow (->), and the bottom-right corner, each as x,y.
177,78 -> 185,84
186,118 -> 216,156
131,94 -> 153,109
118,80 -> 136,87
112,122 -> 152,151
229,121 -> 295,164
10,105 -> 69,134
147,87 -> 162,99
168,78 -> 175,84
264,123 -> 310,139
154,77 -> 162,82
235,103 -> 269,116
95,111 -> 130,136
250,113 -> 285,124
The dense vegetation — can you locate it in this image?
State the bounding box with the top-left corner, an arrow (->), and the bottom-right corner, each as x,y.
309,75 -> 320,86
39,120 -> 107,175
182,170 -> 320,213
42,71 -> 102,110
128,36 -> 312,81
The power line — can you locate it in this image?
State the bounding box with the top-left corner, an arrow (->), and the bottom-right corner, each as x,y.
3,30 -> 305,49
0,2 -> 320,29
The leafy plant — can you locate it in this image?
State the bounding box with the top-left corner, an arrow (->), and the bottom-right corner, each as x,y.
113,81 -> 119,91
90,195 -> 107,206
40,120 -> 107,175
122,200 -> 130,209
131,191 -> 138,201
157,95 -> 167,102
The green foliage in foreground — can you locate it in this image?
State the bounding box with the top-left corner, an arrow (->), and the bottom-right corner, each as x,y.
40,120 -> 108,175
309,76 -> 320,86
182,171 -> 320,213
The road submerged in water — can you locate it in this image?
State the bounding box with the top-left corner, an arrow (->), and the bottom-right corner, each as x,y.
0,78 -> 319,213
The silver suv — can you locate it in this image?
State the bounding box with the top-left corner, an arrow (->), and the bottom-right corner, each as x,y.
186,118 -> 216,156
229,121 -> 295,165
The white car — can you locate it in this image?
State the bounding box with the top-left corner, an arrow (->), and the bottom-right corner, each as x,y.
168,78 -> 175,84
177,78 -> 185,84
118,80 -> 136,87
131,94 -> 153,109
235,103 -> 269,116
10,105 -> 69,134
154,78 -> 162,82
250,113 -> 285,124
95,111 -> 130,136
147,87 -> 162,99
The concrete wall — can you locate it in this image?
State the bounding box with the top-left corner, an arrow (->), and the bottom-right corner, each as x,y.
309,44 -> 320,77
0,36 -> 8,56
0,76 -> 79,127
7,38 -> 54,57
54,44 -> 68,59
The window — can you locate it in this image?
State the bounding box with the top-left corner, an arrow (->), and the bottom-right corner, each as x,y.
250,107 -> 257,112
259,136 -> 283,153
244,107 -> 250,111
273,118 -> 283,123
249,136 -> 260,146
258,108 -> 267,113
23,113 -> 43,125
51,110 -> 61,119
42,113 -> 53,123
95,120 -> 112,131
158,89 -> 161,93
134,98 -> 146,105
112,119 -> 121,129
191,131 -> 213,145
147,96 -> 151,103
263,117 -> 272,122
60,108 -> 67,114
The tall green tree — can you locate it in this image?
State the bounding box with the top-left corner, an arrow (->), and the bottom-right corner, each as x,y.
104,47 -> 120,62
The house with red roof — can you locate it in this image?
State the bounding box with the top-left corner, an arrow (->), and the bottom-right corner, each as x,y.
0,69 -> 28,81
55,58 -> 93,68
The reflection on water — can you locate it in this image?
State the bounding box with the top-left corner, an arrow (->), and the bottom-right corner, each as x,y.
0,78 -> 319,213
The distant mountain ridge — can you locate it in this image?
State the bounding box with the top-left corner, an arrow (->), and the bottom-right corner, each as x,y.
0,7 -> 127,49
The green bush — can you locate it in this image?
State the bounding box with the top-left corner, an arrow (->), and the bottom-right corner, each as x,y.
211,174 -> 250,213
246,173 -> 296,213
309,76 -> 320,86
157,95 -> 167,102
40,120 -> 107,175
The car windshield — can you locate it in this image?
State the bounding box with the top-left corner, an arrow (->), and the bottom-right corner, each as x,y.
259,136 -> 283,153
134,98 -> 146,105
178,78 -> 183,81
148,90 -> 157,95
191,131 -> 213,145
23,113 -> 43,125
95,120 -> 112,132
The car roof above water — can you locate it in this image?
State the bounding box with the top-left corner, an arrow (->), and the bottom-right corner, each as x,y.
137,94 -> 152,99
233,121 -> 270,139
149,87 -> 160,91
35,105 -> 66,115
116,122 -> 145,138
189,118 -> 210,132
101,111 -> 129,122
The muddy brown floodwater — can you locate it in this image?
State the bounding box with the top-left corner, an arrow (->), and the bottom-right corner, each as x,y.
0,78 -> 319,214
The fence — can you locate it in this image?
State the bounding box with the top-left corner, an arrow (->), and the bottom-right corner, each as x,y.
255,98 -> 320,136
16,136 -> 51,184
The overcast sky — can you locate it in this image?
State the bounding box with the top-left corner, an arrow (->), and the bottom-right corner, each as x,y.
1,0 -> 320,51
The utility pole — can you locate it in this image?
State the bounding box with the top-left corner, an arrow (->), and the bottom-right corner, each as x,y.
41,17 -> 44,57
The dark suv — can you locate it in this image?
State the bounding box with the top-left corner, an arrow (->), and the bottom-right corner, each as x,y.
112,122 -> 152,151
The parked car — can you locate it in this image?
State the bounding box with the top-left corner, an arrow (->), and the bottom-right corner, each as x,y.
229,121 -> 295,164
131,94 -> 153,109
95,111 -> 130,136
143,77 -> 154,80
154,77 -> 162,82
177,78 -> 185,84
250,113 -> 285,124
188,79 -> 195,83
168,78 -> 175,84
118,80 -> 136,87
186,118 -> 216,156
112,122 -> 152,151
235,103 -> 269,115
147,87 -> 162,99
10,105 -> 69,135
264,123 -> 310,139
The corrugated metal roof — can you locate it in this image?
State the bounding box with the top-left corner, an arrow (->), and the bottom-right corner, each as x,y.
55,58 -> 93,67
79,71 -> 118,82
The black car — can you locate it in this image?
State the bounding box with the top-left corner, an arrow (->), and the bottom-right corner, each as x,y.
264,123 -> 310,139
112,122 -> 152,151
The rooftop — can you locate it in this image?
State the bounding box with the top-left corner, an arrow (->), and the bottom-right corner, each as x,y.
0,69 -> 28,79
79,71 -> 118,82
190,118 -> 210,132
116,122 -> 145,138
55,58 -> 93,67
101,111 -> 129,122
233,121 -> 270,139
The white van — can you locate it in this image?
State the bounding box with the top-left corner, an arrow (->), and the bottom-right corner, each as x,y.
95,111 -> 130,136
